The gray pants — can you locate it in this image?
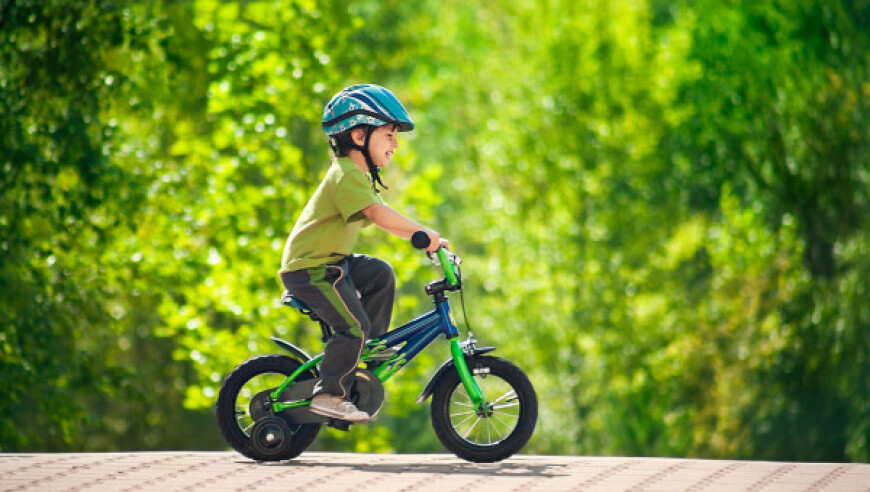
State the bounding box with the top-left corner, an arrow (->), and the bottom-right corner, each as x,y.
280,254 -> 395,399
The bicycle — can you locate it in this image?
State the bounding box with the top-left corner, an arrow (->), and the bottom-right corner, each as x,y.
215,232 -> 538,463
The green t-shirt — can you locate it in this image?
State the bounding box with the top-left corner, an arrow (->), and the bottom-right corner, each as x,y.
279,159 -> 383,273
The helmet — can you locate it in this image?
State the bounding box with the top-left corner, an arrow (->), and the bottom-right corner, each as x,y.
322,84 -> 415,136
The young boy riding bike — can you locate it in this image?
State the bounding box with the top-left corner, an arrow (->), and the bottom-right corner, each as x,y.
279,84 -> 448,422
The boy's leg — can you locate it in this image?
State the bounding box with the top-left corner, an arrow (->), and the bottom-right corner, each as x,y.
280,261 -> 371,399
345,254 -> 395,339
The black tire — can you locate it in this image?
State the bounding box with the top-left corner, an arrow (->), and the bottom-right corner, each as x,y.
216,354 -> 320,461
430,356 -> 537,463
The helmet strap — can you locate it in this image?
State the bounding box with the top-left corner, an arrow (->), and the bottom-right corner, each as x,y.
351,126 -> 388,193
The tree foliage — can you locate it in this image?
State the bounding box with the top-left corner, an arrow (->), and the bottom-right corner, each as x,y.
2,0 -> 868,461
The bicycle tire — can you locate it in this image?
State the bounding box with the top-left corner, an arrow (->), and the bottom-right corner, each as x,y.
216,354 -> 320,461
430,355 -> 537,462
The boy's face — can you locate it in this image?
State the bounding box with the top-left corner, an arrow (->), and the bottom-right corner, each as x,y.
354,124 -> 399,169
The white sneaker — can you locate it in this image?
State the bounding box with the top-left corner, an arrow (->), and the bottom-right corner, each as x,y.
309,394 -> 370,422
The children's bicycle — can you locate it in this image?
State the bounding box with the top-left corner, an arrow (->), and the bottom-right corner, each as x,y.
215,232 -> 538,463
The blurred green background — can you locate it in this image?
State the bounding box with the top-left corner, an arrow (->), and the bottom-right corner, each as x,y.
1,0 -> 868,461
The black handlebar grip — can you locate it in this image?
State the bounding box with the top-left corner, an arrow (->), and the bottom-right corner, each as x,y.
411,231 -> 431,250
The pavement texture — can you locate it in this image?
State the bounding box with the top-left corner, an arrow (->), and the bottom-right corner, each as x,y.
1,452 -> 868,492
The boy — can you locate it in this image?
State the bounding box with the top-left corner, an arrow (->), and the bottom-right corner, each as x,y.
279,84 -> 447,422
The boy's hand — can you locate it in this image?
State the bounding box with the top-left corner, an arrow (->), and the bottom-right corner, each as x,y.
410,230 -> 449,252
424,231 -> 447,252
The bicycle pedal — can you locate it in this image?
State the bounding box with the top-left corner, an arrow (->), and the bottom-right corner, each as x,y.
327,418 -> 352,431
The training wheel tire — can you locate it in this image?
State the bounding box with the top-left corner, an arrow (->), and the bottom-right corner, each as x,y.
249,416 -> 294,461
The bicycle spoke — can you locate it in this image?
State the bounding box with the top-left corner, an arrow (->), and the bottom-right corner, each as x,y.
452,411 -> 478,429
491,413 -> 513,436
455,388 -> 471,404
451,415 -> 477,430
491,389 -> 517,405
450,386 -> 477,425
462,416 -> 483,439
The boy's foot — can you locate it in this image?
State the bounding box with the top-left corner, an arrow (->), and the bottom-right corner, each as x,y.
309,394 -> 370,422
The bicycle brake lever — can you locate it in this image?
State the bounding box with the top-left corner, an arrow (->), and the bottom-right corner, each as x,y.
442,249 -> 461,266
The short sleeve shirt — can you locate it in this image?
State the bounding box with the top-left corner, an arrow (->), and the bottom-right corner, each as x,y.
279,159 -> 383,273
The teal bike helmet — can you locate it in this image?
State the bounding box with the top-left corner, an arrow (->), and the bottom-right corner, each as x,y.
322,84 -> 414,192
322,84 -> 415,136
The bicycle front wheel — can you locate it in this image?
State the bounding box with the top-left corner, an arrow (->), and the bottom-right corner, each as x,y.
430,356 -> 537,463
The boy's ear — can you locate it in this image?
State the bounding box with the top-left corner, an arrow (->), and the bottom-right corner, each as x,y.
351,128 -> 366,146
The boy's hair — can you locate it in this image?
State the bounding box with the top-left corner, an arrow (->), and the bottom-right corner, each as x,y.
328,127 -> 367,158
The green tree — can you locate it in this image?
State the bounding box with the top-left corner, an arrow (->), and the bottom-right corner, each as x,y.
0,0 -> 221,451
666,0 -> 870,460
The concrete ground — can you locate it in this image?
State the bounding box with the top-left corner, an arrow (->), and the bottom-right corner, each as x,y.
1,452 -> 868,492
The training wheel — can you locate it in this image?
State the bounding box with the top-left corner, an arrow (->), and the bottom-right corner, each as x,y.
249,416 -> 293,460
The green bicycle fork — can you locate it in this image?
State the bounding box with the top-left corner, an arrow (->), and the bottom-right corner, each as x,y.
449,337 -> 486,411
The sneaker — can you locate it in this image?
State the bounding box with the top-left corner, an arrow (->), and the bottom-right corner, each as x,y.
309,394 -> 370,422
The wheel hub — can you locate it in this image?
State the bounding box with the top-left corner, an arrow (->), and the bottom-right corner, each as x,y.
249,391 -> 273,422
475,403 -> 494,418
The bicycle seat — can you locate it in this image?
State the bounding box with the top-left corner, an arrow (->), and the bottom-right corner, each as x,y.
281,291 -> 330,341
281,291 -> 312,313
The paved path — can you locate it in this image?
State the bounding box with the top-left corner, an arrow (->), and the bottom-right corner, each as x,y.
1,452 -> 868,492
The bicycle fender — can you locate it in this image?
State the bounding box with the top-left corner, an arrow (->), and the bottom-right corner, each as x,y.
270,336 -> 318,375
415,346 -> 496,404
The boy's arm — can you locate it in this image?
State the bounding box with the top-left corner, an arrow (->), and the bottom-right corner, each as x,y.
361,203 -> 445,252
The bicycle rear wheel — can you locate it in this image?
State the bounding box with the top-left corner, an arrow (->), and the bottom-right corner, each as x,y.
430,356 -> 537,462
216,354 -> 320,461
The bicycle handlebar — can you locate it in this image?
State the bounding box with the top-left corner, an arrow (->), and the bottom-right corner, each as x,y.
410,231 -> 460,287
410,231 -> 432,250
